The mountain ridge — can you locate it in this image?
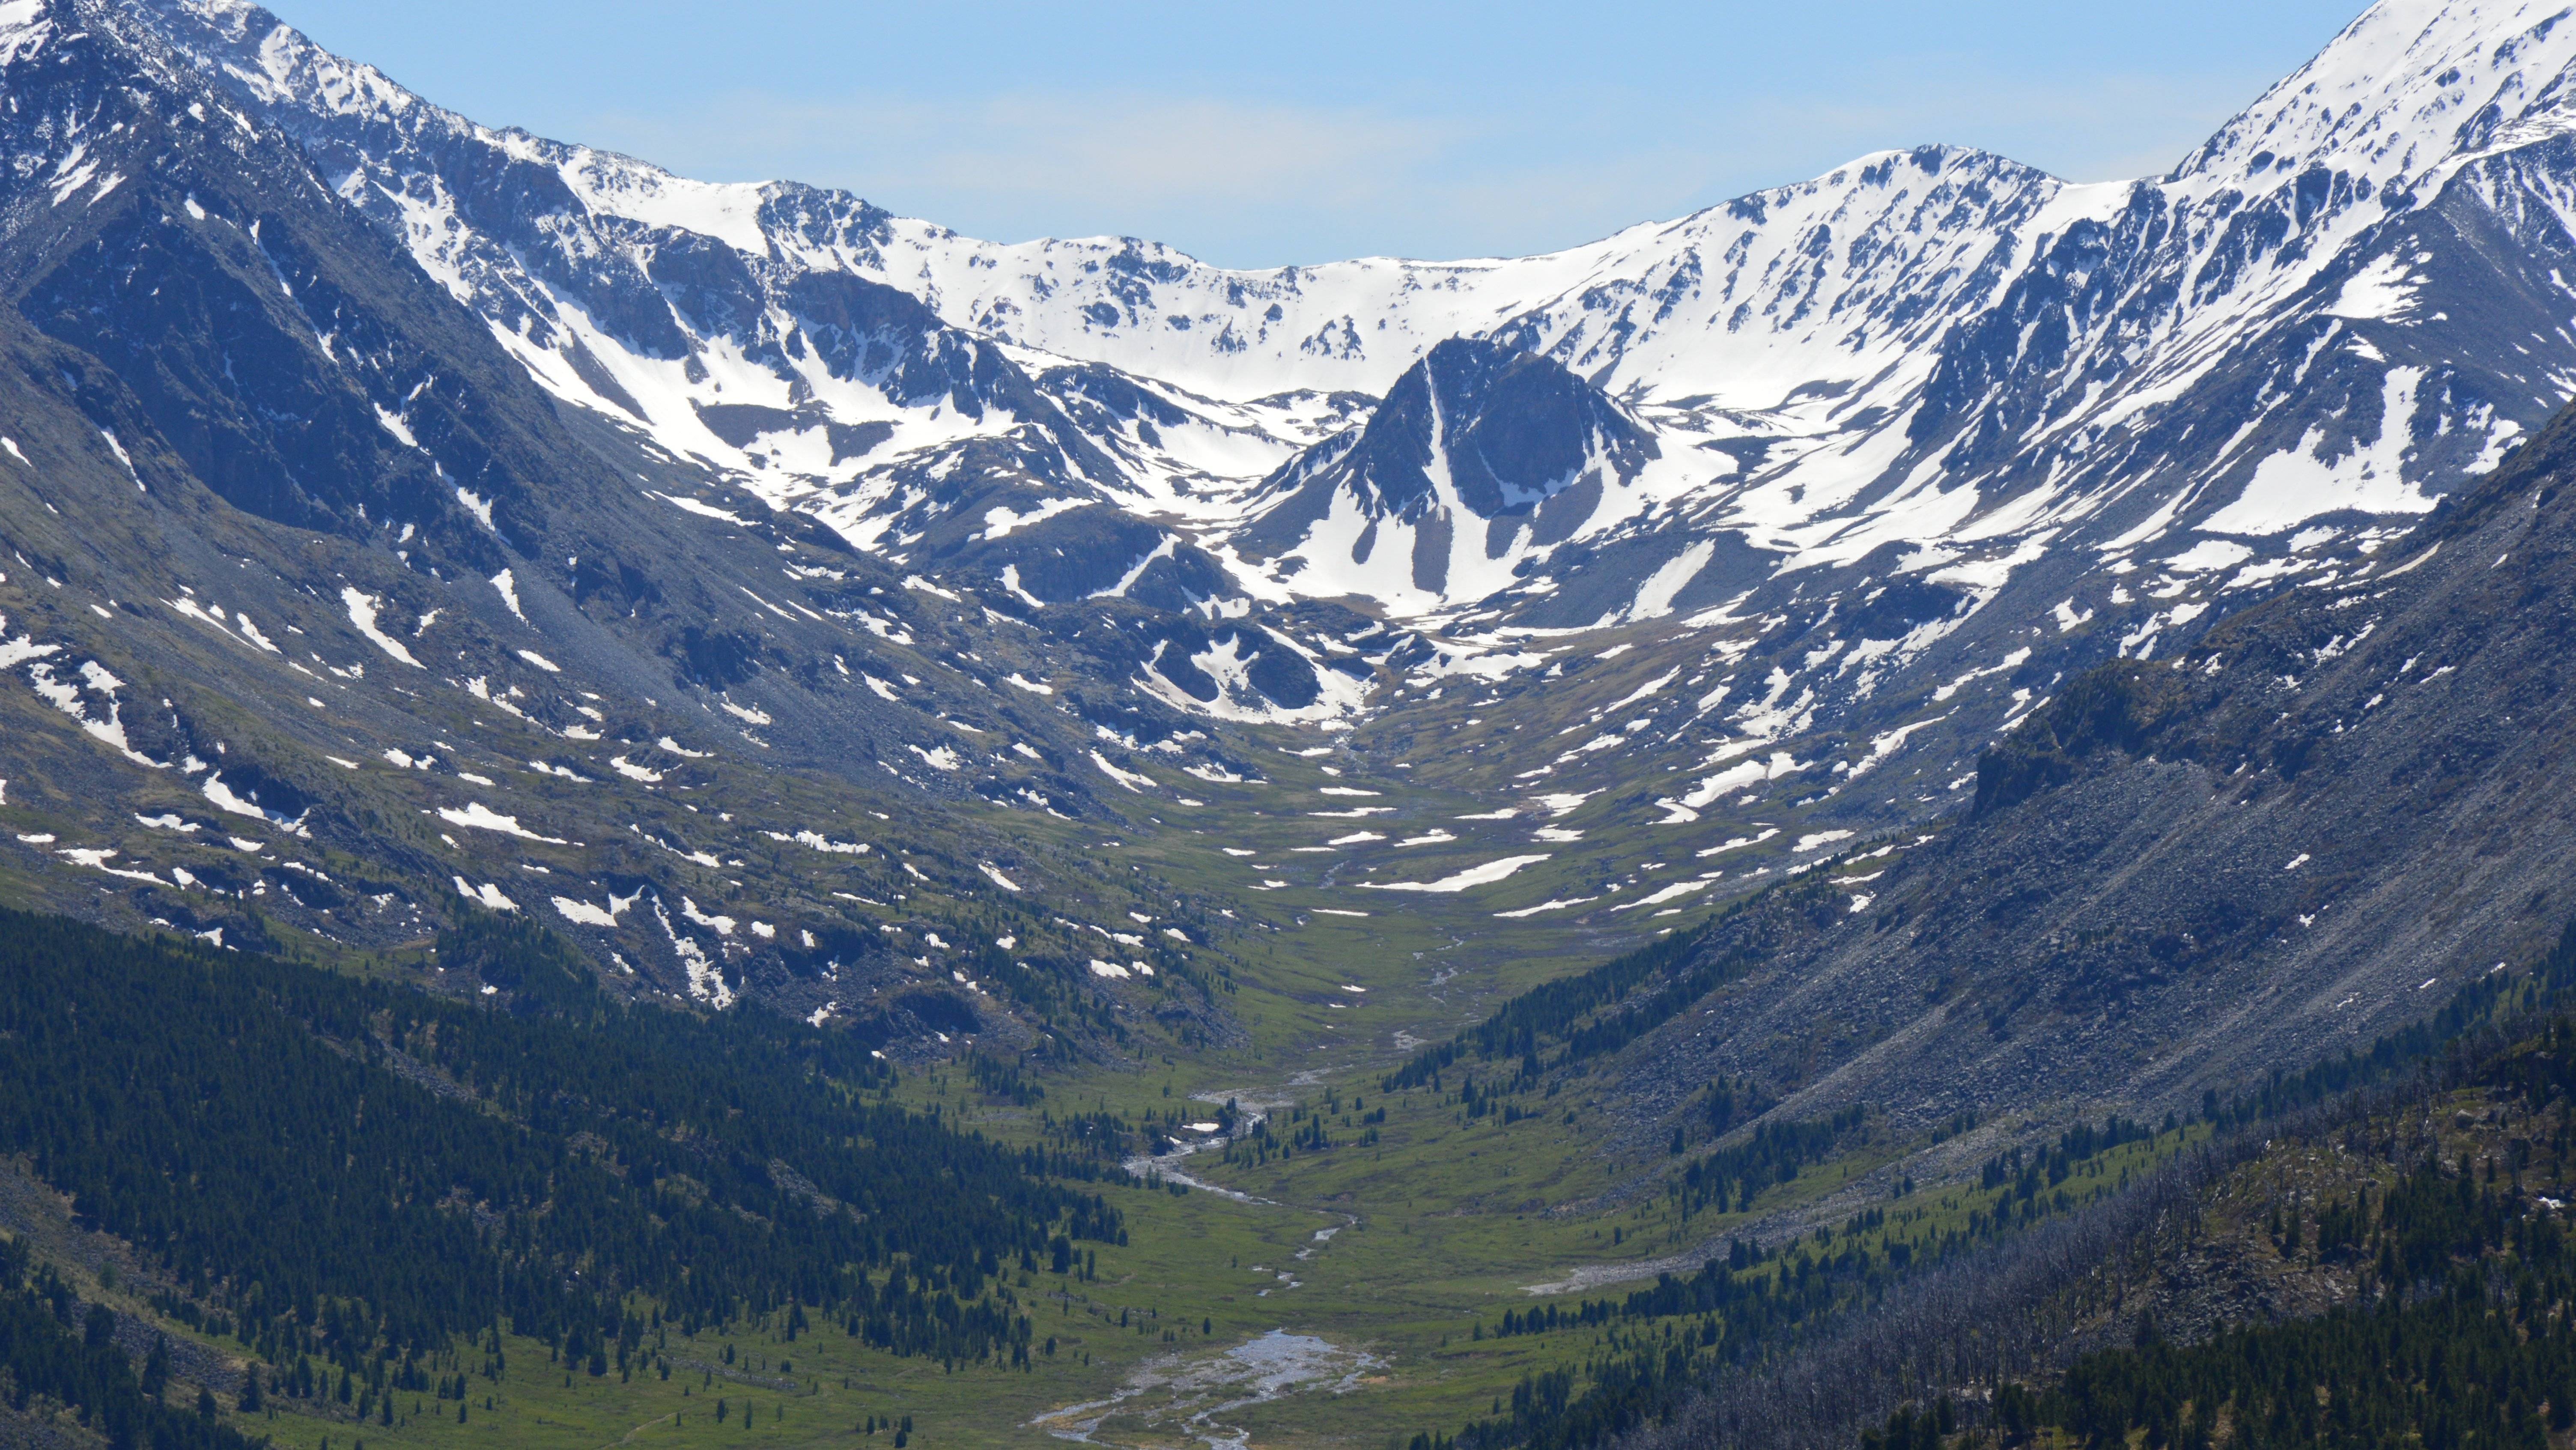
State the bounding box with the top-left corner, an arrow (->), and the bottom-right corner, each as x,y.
9,5 -> 2576,1447
0,0 -> 2574,1066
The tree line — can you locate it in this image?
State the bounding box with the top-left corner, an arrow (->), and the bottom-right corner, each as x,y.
1412,914 -> 2576,1450
0,1234 -> 258,1450
0,908 -> 1125,1393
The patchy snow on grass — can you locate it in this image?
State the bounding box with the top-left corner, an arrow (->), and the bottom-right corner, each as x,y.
0,616 -> 60,671
1932,646 -> 2032,703
765,828 -> 868,855
1848,717 -> 1947,781
680,897 -> 736,935
653,491 -> 751,527
1091,751 -> 1156,791
203,774 -> 308,835
553,887 -> 641,927
1612,879 -> 1717,911
341,588 -> 422,667
59,847 -> 173,886
1664,751 -> 1801,820
516,649 -> 561,672
1795,830 -> 1855,853
1360,855 -> 1551,894
980,862 -> 1022,892
1609,668 -> 1682,710
438,802 -> 568,844
1494,896 -> 1597,919
453,877 -> 519,912
24,659 -> 159,768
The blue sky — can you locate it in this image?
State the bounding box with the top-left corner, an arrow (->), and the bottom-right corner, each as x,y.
263,0 -> 2370,269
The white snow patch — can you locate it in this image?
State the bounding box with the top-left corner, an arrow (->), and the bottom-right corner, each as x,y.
680,897 -> 736,935
202,774 -> 307,835
1628,541 -> 1714,621
437,802 -> 568,844
341,588 -> 423,667
1091,751 -> 1156,791
454,877 -> 519,913
553,888 -> 641,928
1494,896 -> 1597,918
1360,855 -> 1551,894
1612,879 -> 1718,911
2203,369 -> 2435,535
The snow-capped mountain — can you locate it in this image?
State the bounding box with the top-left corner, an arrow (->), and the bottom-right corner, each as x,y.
121,0 -> 2576,636
13,0 -> 2576,1032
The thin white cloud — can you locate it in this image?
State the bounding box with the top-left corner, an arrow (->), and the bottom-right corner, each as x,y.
268,0 -> 2364,268
571,63 -> 2317,268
